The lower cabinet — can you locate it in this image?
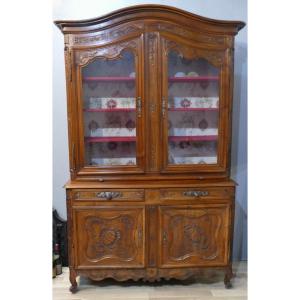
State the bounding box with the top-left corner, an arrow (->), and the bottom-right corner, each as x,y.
159,205 -> 230,267
73,206 -> 145,268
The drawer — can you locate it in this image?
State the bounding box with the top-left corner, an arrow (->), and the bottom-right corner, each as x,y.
73,189 -> 144,201
159,187 -> 234,201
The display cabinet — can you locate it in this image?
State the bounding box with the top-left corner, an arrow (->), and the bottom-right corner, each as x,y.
55,4 -> 245,293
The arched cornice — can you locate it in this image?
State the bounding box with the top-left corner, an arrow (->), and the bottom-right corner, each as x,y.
54,4 -> 245,36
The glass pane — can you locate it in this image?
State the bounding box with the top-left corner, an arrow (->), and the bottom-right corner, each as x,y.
81,51 -> 137,166
167,51 -> 219,165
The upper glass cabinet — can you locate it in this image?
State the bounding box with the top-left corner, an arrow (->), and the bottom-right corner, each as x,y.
79,49 -> 144,171
161,39 -> 225,172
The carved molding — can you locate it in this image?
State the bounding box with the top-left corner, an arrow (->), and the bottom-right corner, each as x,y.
164,39 -> 224,67
73,23 -> 144,45
76,39 -> 139,65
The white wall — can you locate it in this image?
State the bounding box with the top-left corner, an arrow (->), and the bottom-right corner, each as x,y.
53,0 -> 247,260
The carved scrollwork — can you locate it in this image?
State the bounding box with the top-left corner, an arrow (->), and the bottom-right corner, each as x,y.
155,23 -> 225,45
163,212 -> 222,262
73,23 -> 144,45
76,266 -> 228,283
164,39 -> 224,67
76,39 -> 139,65
84,214 -> 138,262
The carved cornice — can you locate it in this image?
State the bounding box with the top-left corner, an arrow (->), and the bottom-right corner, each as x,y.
55,5 -> 245,35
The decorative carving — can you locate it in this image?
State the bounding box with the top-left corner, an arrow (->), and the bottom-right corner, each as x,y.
184,224 -> 209,248
73,23 -> 144,45
161,24 -> 224,44
84,214 -> 138,261
77,39 -> 139,65
162,210 -> 223,263
148,32 -> 156,67
164,39 -> 224,67
75,266 -> 230,284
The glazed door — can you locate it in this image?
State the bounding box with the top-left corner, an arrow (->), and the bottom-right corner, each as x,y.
74,206 -> 145,268
74,38 -> 145,175
159,205 -> 230,267
160,37 -> 229,173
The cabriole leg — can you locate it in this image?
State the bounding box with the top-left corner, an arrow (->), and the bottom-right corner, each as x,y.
69,268 -> 78,293
224,265 -> 234,289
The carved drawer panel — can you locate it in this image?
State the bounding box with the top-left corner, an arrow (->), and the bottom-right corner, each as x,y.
159,187 -> 233,201
74,206 -> 145,268
73,189 -> 144,201
159,205 -> 230,267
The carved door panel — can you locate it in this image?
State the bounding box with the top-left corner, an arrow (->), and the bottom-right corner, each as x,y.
73,36 -> 146,177
74,206 -> 145,268
160,36 -> 230,174
159,205 -> 230,267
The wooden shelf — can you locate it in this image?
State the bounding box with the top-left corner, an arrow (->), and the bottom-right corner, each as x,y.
169,135 -> 218,142
85,136 -> 136,143
168,76 -> 219,82
83,77 -> 135,82
168,108 -> 218,112
84,108 -> 136,112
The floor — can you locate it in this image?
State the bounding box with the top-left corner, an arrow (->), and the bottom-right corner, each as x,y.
53,262 -> 247,300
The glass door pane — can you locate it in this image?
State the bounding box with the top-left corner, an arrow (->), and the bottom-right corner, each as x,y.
167,51 -> 220,165
81,51 -> 138,167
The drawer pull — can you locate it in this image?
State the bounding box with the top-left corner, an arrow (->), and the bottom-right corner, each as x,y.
96,191 -> 122,200
183,191 -> 209,197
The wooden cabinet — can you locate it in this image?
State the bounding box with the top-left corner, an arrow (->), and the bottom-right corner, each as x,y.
55,4 -> 244,293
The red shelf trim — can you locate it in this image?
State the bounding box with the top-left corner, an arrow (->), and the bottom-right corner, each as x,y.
168,108 -> 218,112
168,76 -> 219,82
83,77 -> 135,82
85,136 -> 136,143
169,135 -> 218,142
84,108 -> 136,112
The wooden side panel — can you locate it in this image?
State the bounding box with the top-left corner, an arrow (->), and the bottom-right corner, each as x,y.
159,204 -> 230,267
73,206 -> 145,268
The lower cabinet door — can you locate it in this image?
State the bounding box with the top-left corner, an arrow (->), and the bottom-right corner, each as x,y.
74,206 -> 145,268
159,205 -> 230,267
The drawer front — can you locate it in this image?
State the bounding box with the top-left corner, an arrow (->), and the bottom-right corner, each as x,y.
159,204 -> 230,267
74,206 -> 145,268
159,187 -> 233,201
73,189 -> 144,201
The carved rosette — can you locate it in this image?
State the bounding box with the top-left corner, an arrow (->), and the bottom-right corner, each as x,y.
76,39 -> 139,66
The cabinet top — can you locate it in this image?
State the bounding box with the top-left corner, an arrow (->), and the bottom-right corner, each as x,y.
54,4 -> 245,35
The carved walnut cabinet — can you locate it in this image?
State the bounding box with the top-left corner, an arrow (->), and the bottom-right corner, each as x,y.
54,5 -> 245,292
